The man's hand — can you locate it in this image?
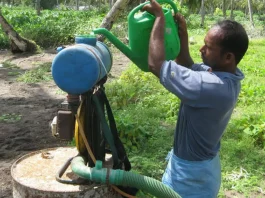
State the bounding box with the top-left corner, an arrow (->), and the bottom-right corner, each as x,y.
174,13 -> 188,43
142,0 -> 163,17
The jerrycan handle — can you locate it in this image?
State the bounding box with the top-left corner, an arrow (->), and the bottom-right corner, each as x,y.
128,0 -> 178,21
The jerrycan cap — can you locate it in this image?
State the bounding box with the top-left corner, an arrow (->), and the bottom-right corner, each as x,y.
75,33 -> 97,45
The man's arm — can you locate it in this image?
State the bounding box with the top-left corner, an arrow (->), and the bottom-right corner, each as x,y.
143,0 -> 165,78
174,14 -> 194,68
143,1 -> 194,76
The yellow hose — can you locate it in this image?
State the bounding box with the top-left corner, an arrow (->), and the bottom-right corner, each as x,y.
74,100 -> 87,156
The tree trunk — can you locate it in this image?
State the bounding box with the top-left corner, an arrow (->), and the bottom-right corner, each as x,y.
247,0 -> 254,27
109,0 -> 115,8
222,0 -> 226,18
210,4 -> 214,15
109,0 -> 111,8
87,0 -> 91,8
199,0 -> 205,27
76,0 -> 79,10
230,0 -> 234,19
98,0 -> 130,42
0,9 -> 38,53
36,0 -> 41,16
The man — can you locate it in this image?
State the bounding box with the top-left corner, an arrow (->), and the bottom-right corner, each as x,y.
143,0 -> 249,197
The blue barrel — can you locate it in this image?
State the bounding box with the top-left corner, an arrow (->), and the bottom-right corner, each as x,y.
52,36 -> 112,95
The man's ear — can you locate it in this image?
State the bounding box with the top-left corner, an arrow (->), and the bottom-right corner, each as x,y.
225,52 -> 235,63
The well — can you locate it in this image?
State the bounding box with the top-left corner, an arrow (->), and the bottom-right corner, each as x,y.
11,147 -> 122,198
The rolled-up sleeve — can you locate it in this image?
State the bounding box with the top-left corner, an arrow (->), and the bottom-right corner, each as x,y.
160,61 -> 202,106
191,63 -> 211,71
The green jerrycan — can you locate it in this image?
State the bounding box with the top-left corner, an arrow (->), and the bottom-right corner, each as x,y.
93,0 -> 180,72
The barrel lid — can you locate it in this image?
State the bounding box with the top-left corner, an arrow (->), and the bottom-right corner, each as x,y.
75,34 -> 97,45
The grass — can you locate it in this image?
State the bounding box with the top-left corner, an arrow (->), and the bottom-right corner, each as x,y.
2,61 -> 21,76
2,61 -> 20,69
0,113 -> 22,123
17,62 -> 52,83
55,89 -> 66,95
217,38 -> 265,195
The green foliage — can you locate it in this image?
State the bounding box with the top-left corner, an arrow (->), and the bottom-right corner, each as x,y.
243,120 -> 265,148
2,61 -> 21,77
177,4 -> 189,18
221,37 -> 265,195
1,5 -> 265,49
183,11 -> 265,39
214,7 -> 223,16
233,38 -> 265,150
0,113 -> 22,123
220,121 -> 265,195
239,78 -> 265,105
0,34 -> 9,48
17,62 -> 52,83
162,0 -> 188,17
2,61 -> 19,69
107,65 -> 179,116
233,10 -> 246,18
0,6 -> 104,48
55,89 -> 66,95
106,65 -> 179,151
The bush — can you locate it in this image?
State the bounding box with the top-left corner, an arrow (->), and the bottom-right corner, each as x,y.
214,7 -> 223,16
105,65 -> 180,151
233,10 -> 245,18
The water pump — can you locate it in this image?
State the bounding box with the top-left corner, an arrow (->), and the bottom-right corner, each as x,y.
50,34 -> 181,198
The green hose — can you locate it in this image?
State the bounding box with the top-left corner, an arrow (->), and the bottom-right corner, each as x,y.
71,156 -> 181,198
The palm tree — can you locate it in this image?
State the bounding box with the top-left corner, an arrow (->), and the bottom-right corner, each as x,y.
222,0 -> 226,18
230,0 -> 234,19
199,0 -> 205,27
247,0 -> 254,27
36,0 -> 41,15
76,0 -> 79,10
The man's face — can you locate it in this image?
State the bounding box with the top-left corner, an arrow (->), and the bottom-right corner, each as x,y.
200,27 -> 225,70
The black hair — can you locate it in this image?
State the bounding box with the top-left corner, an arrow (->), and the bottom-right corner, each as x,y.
214,20 -> 249,65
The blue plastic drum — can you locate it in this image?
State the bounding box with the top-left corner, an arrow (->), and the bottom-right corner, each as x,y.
52,36 -> 112,95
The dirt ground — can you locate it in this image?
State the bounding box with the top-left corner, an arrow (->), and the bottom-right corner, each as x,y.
0,48 -> 130,198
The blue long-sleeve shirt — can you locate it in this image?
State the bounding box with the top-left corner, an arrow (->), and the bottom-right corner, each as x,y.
160,61 -> 244,161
